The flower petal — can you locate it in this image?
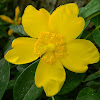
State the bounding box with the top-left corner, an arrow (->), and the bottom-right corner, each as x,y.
4,37 -> 39,64
8,29 -> 13,36
60,39 -> 99,73
49,3 -> 85,42
22,5 -> 50,38
15,6 -> 20,23
0,15 -> 14,24
35,59 -> 66,96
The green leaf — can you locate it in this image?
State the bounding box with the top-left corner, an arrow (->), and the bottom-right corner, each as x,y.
86,80 -> 100,89
79,0 -> 100,18
9,25 -> 28,36
92,14 -> 100,26
92,29 -> 100,47
85,70 -> 100,82
84,20 -> 90,29
17,64 -> 29,73
13,60 -> 43,100
0,20 -> 9,25
97,88 -> 100,98
58,70 -> 85,95
3,36 -> 15,54
81,30 -> 94,42
55,96 -> 73,100
76,87 -> 100,100
91,14 -> 100,47
7,80 -> 15,90
48,96 -> 73,100
0,25 -> 8,38
0,59 -> 10,100
77,20 -> 90,39
0,29 -> 8,38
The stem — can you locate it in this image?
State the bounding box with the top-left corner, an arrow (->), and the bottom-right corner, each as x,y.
85,25 -> 100,39
87,11 -> 100,20
52,96 -> 55,100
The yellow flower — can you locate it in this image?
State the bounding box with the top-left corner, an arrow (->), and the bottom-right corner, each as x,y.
0,6 -> 21,36
4,3 -> 99,96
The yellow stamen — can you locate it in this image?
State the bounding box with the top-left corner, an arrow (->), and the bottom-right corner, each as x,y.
34,32 -> 66,64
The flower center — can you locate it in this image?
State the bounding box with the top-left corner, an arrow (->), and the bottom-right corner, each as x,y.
34,32 -> 66,64
47,43 -> 55,52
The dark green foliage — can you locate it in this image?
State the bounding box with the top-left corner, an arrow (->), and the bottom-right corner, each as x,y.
0,0 -> 100,100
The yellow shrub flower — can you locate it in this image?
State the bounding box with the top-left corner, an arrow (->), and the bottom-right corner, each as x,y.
0,6 -> 21,36
4,3 -> 99,96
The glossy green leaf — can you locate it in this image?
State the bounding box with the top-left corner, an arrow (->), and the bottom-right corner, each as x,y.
0,30 -> 8,38
0,20 -> 8,25
48,96 -> 73,100
92,29 -> 100,47
55,96 -> 73,100
0,25 -> 8,38
81,30 -> 94,42
3,36 -> 15,54
92,14 -> 100,26
86,80 -> 100,89
79,0 -> 100,18
17,64 -> 29,73
84,20 -> 90,29
7,80 -> 15,90
91,14 -> 100,47
58,70 -> 85,95
85,70 -> 100,82
76,87 -> 100,100
9,25 -> 28,36
0,59 -> 10,100
13,60 -> 43,100
77,20 -> 90,39
97,88 -> 100,98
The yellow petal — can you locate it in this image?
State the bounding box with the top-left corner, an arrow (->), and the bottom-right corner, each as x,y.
15,6 -> 20,22
8,29 -> 13,36
60,39 -> 99,73
49,3 -> 85,42
35,59 -> 66,96
22,5 -> 50,38
4,37 -> 39,64
0,15 -> 14,24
